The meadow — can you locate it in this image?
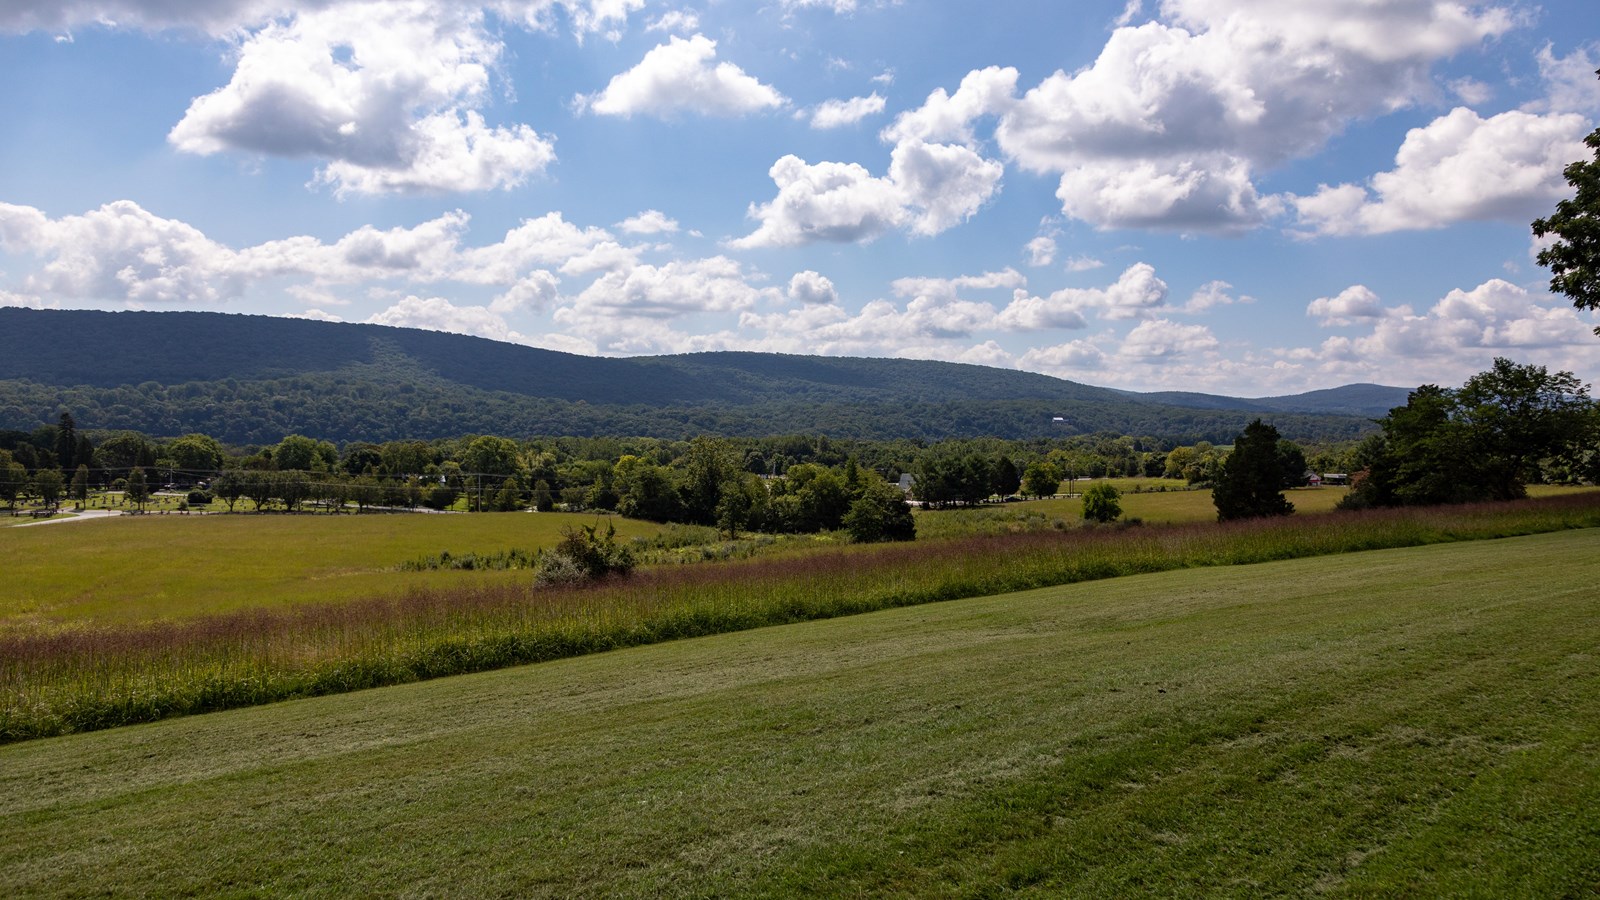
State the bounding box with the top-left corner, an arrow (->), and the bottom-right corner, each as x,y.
4,492 -> 1599,743
0,481 -> 1350,633
0,510 -> 666,630
3,529 -> 1596,896
915,480 -> 1346,538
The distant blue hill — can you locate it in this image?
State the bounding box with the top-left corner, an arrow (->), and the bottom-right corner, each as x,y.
1137,383 -> 1410,418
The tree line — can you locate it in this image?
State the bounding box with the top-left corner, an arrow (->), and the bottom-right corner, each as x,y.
1206,360 -> 1599,521
4,359 -> 1594,535
0,426 -> 1233,513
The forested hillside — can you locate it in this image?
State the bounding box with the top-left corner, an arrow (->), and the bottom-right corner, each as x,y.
0,308 -> 1388,444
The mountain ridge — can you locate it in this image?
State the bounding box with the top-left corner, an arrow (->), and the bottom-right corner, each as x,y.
0,308 -> 1403,444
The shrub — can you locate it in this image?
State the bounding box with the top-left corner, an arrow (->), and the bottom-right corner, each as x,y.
534,522 -> 635,586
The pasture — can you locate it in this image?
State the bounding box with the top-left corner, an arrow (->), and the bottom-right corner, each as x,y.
0,483 -> 1331,633
916,482 -> 1594,538
3,529 -> 1596,896
4,493 -> 1600,743
0,511 -> 664,631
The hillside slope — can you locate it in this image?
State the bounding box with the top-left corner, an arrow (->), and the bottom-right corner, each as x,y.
0,308 -> 1386,443
2,531 -> 1595,896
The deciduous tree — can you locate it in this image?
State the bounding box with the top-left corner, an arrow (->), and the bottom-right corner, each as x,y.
70,464 -> 89,507
31,469 -> 63,511
1343,359 -> 1594,507
1020,461 -> 1060,499
166,433 -> 226,474
1533,87 -> 1600,333
125,467 -> 151,512
844,478 -> 916,543
1081,482 -> 1122,523
0,455 -> 25,513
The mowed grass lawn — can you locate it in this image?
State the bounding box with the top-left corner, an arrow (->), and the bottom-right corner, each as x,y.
3,529 -> 1596,897
0,511 -> 664,631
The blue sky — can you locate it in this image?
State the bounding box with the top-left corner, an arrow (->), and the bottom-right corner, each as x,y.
2,0 -> 1598,395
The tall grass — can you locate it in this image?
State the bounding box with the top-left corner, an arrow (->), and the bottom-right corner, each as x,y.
4,493 -> 1599,743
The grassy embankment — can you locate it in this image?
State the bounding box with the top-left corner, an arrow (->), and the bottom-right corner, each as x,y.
4,493 -> 1599,743
3,529 -> 1597,896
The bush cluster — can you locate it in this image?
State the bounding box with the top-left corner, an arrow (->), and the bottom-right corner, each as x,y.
533,522 -> 635,587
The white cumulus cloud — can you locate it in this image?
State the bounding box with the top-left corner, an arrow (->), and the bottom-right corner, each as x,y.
579,34 -> 786,118
1024,236 -> 1057,267
1119,318 -> 1219,359
732,141 -> 1002,247
167,2 -> 555,195
617,210 -> 680,234
1307,285 -> 1386,326
990,0 -> 1516,231
787,270 -> 838,305
809,93 -> 886,129
1292,107 -> 1592,236
0,0 -> 642,38
881,66 -> 1017,146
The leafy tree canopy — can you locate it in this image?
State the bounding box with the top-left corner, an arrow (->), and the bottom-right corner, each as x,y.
1533,79 -> 1600,333
1081,482 -> 1122,523
1342,358 -> 1595,508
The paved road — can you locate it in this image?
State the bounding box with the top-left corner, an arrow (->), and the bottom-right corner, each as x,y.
10,509 -> 125,527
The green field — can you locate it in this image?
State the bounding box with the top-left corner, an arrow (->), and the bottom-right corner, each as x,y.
3,529 -> 1596,896
917,483 -> 1595,538
915,484 -> 1346,538
0,511 -> 664,631
1025,482 -> 1589,524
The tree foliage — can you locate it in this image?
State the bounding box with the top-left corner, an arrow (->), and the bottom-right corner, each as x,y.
1212,420 -> 1295,521
535,522 -> 635,586
843,479 -> 916,543
1342,359 -> 1595,508
55,412 -> 77,471
274,434 -> 336,472
0,309 -> 1384,446
0,455 -> 25,512
1080,482 -> 1122,523
1533,91 -> 1600,333
124,467 -> 151,511
31,469 -> 63,510
1020,461 -> 1060,499
70,464 -> 89,506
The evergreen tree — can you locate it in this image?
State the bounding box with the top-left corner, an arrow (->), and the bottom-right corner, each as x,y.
532,479 -> 555,512
1212,420 -> 1295,521
991,455 -> 1021,497
55,412 -> 77,471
